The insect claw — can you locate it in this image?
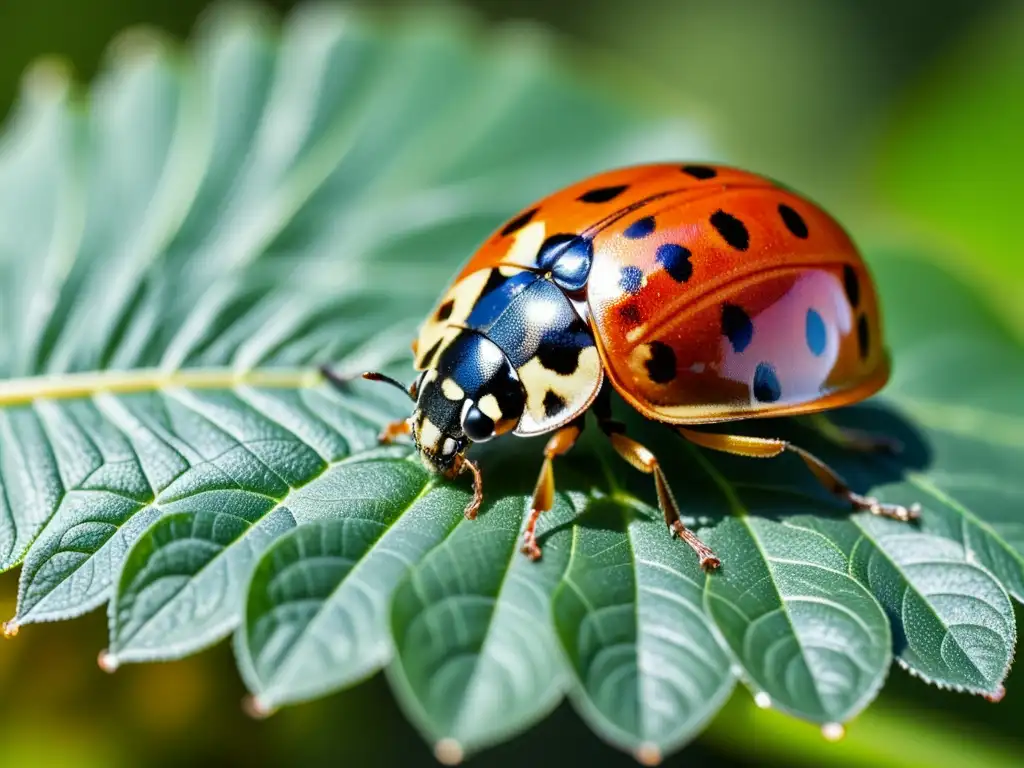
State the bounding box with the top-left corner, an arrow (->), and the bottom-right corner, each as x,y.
520,534 -> 542,561
699,553 -> 722,571
855,494 -> 919,522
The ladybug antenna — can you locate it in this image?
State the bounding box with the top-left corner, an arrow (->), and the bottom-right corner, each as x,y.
319,366 -> 415,402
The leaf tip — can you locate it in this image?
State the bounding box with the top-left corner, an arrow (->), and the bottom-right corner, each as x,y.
97,649 -> 119,673
821,723 -> 845,742
434,738 -> 464,765
108,26 -> 169,66
22,57 -> 72,101
984,685 -> 1006,704
2,620 -> 19,639
242,695 -> 276,720
634,743 -> 662,766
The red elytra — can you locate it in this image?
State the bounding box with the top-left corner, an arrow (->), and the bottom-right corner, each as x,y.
454,162 -> 887,423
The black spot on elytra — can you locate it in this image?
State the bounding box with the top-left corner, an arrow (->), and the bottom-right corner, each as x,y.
710,210 -> 749,251
858,314 -> 870,359
682,165 -> 718,180
619,265 -> 643,294
543,390 -> 567,418
418,337 -> 444,369
844,265 -> 860,308
619,303 -> 642,325
778,203 -> 808,239
624,216 -> 655,239
645,341 -> 677,384
537,341 -> 582,375
435,299 -> 454,322
656,243 -> 692,282
500,207 -> 538,237
578,184 -> 628,203
721,303 -> 753,353
753,362 -> 781,403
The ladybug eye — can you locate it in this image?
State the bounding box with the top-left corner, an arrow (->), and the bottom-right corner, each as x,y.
461,403 -> 495,442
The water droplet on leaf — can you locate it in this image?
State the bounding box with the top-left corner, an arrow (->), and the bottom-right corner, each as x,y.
822,723 -> 845,741
97,649 -> 119,673
635,743 -> 662,766
434,738 -> 464,765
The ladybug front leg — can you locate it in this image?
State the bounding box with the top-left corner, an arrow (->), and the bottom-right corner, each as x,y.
676,427 -> 920,522
603,428 -> 721,571
378,419 -> 412,445
522,419 -> 584,560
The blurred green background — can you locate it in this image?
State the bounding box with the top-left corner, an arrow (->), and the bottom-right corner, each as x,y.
1,0 -> 1022,765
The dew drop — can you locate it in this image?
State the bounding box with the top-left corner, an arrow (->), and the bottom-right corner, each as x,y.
2,620 -> 19,639
434,738 -> 464,765
97,649 -> 119,673
821,723 -> 845,742
754,691 -> 772,709
635,742 -> 662,766
242,695 -> 275,719
985,685 -> 1006,703
730,664 -> 743,677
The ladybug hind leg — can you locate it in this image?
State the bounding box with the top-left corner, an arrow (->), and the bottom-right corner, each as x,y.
676,427 -> 921,522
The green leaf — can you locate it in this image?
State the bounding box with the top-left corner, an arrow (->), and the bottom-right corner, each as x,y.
798,514 -> 1015,696
702,515 -> 891,724
236,461 -> 467,710
873,256 -> 1024,610
552,495 -> 735,761
387,483 -> 575,760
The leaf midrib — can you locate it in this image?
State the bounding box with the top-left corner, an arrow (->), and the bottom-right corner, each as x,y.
447,505 -> 561,740
686,443 -> 828,717
0,366 -> 323,406
848,520 -> 1010,688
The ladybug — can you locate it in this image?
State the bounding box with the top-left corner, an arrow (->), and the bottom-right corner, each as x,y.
323,163 -> 919,569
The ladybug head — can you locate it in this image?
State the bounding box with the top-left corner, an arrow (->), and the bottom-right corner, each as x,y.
411,330 -> 525,476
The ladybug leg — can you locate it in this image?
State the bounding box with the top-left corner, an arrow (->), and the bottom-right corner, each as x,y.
588,385 -> 718,569
602,428 -> 720,570
804,414 -> 904,455
454,454 -> 484,521
522,420 -> 584,561
676,428 -> 921,523
378,419 -> 412,444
